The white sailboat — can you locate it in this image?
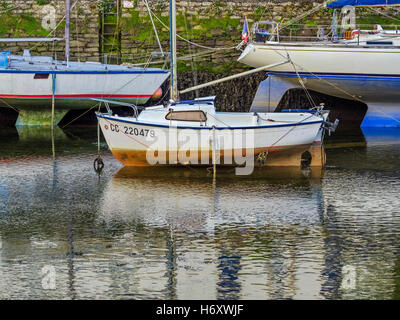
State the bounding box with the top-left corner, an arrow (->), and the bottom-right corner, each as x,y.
237,0 -> 400,128
0,0 -> 169,126
0,51 -> 169,108
95,0 -> 334,171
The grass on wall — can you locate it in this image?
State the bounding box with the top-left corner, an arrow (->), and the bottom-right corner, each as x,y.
0,13 -> 48,37
120,8 -> 243,43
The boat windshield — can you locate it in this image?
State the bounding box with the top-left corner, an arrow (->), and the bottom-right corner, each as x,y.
165,110 -> 207,122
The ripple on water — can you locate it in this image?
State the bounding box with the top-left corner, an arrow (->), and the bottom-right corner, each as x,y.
0,128 -> 400,299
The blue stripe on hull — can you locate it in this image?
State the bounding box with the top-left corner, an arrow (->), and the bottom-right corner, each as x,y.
268,71 -> 400,81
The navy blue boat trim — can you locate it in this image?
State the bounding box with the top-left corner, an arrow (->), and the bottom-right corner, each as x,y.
281,109 -> 318,114
96,114 -> 323,130
268,71 -> 400,81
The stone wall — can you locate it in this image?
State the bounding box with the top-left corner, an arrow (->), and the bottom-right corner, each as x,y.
1,0 -> 397,71
0,0 -> 332,69
120,0 -> 400,72
120,0 -> 331,71
0,0 -> 398,122
0,0 -> 100,61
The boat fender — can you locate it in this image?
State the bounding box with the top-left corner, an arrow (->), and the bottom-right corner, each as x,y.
256,151 -> 268,167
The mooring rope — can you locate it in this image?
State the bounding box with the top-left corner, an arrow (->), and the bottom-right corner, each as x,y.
60,102 -> 100,129
0,98 -> 19,113
288,56 -> 318,108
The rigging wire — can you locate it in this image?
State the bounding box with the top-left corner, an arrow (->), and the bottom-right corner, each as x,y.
143,0 -> 164,55
146,6 -> 237,51
368,6 -> 400,23
279,1 -> 329,32
126,49 -> 221,67
29,0 -> 80,52
183,10 -> 199,98
255,1 -> 272,22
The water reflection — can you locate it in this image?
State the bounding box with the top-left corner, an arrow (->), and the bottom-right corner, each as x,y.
322,128 -> 400,299
0,127 -> 399,299
15,126 -> 67,142
361,127 -> 400,145
99,166 -> 324,232
97,166 -> 325,300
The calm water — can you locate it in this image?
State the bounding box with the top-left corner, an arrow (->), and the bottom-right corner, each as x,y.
0,126 -> 400,300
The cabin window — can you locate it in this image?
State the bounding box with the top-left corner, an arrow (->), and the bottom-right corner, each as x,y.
34,73 -> 50,79
165,110 -> 207,122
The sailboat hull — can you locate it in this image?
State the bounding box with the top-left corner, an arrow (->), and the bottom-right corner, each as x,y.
109,145 -> 323,167
97,113 -> 326,167
0,70 -> 169,108
238,42 -> 400,127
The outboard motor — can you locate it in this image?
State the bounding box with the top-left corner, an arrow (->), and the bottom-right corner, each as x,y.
324,118 -> 340,135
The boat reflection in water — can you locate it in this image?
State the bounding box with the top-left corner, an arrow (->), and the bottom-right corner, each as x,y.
1,127 -> 400,299
99,166 -> 326,300
98,129 -> 400,299
100,166 -> 325,232
321,128 -> 400,299
361,127 -> 400,145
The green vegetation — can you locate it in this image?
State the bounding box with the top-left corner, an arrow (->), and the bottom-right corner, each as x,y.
214,1 -> 227,7
119,6 -> 250,72
97,0 -> 115,13
253,6 -> 268,21
121,9 -> 242,43
0,0 -> 13,12
304,19 -> 318,27
0,13 -> 47,37
357,14 -> 400,29
36,0 -> 50,5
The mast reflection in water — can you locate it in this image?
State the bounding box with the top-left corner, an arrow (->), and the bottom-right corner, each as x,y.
0,127 -> 399,299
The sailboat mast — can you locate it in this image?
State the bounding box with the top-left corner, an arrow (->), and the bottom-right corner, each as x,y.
65,0 -> 70,63
170,0 -> 178,101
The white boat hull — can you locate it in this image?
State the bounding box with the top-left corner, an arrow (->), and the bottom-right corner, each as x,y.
0,52 -> 169,124
239,42 -> 400,75
0,71 -> 169,108
97,112 -> 325,167
238,42 -> 400,127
